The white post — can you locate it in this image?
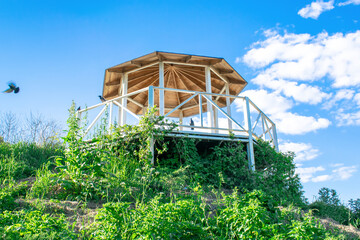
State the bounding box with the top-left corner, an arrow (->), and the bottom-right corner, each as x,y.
205,66 -> 214,132
77,112 -> 82,128
199,94 -> 203,127
148,86 -> 155,164
272,124 -> 279,152
108,102 -> 113,132
179,110 -> 183,131
213,104 -> 218,133
159,62 -> 165,116
120,73 -> 128,126
148,86 -> 154,109
244,97 -> 255,172
225,83 -> 232,131
118,77 -> 122,125
261,115 -> 266,141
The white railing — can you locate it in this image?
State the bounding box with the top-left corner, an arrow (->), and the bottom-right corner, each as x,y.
77,86 -> 279,167
77,86 -> 278,149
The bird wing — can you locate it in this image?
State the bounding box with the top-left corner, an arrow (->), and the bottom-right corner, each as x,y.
3,88 -> 13,93
14,87 -> 20,93
8,83 -> 16,89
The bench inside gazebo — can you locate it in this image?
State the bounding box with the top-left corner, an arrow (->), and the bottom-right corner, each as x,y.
77,51 -> 278,171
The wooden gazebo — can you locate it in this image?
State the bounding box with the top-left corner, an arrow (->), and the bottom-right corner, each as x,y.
78,51 -> 278,171
103,51 -> 246,118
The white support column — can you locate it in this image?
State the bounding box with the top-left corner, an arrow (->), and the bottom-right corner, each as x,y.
148,86 -> 155,164
199,94 -> 203,127
261,116 -> 266,141
148,86 -> 154,109
225,83 -> 232,131
272,124 -> 279,152
205,66 -> 214,132
108,102 -> 113,132
149,137 -> 155,165
159,62 -> 165,116
179,110 -> 183,131
213,104 -> 218,133
244,97 -> 255,172
77,112 -> 82,128
118,76 -> 122,125
120,73 -> 128,126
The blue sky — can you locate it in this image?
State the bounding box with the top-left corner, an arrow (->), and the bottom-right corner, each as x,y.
1,0 -> 359,202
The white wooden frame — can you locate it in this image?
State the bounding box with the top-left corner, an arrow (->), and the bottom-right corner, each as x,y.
78,86 -> 279,171
80,59 -> 278,170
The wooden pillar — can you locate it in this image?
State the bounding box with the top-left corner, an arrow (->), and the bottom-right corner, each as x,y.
243,97 -> 255,172
205,66 -> 214,132
120,73 -> 128,126
159,62 -> 165,116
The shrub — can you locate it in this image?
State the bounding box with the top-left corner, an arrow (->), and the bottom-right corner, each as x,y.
310,188 -> 351,225
0,181 -> 28,212
0,141 -> 61,181
86,190 -> 341,239
0,210 -> 76,239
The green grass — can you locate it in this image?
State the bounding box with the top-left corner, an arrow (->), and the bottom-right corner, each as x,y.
0,105 -> 358,239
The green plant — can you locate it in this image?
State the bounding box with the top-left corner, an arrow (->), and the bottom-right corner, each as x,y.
0,210 -> 76,239
349,198 -> 360,228
0,181 -> 28,212
310,188 -> 351,225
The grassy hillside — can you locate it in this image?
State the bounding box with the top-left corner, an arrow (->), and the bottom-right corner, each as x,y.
1,105 -> 359,239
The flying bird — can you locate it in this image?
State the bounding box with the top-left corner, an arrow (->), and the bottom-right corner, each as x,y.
99,95 -> 107,102
3,82 -> 20,94
190,118 -> 194,130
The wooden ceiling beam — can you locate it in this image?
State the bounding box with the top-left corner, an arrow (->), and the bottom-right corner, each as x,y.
105,81 -> 120,86
177,69 -> 207,92
171,71 -> 182,106
215,68 -> 234,74
128,70 -> 157,85
179,68 -> 224,91
226,76 -> 247,84
173,70 -> 199,106
107,68 -> 127,73
128,73 -> 159,92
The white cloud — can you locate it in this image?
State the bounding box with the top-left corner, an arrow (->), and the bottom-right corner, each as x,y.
296,163 -> 357,183
335,109 -> 360,126
252,76 -> 329,104
242,30 -> 360,88
334,89 -> 355,101
338,0 -> 360,6
298,0 -> 334,19
312,174 -> 333,182
354,93 -> 360,106
296,166 -> 325,183
275,112 -> 331,135
238,89 -> 293,115
280,141 -> 320,162
332,165 -> 357,180
237,89 -> 331,135
323,89 -> 355,109
240,29 -> 360,128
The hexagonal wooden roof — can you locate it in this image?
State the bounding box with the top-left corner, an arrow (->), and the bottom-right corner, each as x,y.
102,51 -> 247,117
